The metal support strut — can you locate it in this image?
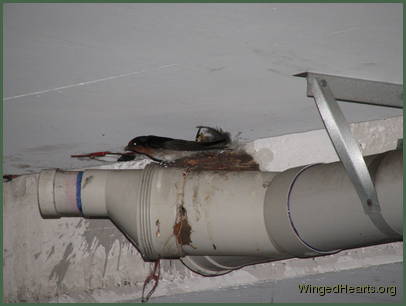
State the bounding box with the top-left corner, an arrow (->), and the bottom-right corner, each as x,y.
295,72 -> 403,239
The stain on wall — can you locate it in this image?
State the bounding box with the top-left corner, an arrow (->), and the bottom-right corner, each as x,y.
49,242 -> 74,287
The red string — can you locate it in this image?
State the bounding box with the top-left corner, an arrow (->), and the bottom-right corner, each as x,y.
71,151 -> 114,158
141,260 -> 161,303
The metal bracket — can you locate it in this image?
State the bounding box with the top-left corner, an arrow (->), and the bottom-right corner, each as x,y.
295,72 -> 403,108
295,72 -> 403,239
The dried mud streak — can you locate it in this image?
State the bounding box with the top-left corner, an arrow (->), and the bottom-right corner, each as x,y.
173,169 -> 193,247
81,219 -> 129,277
49,243 -> 74,288
173,207 -> 192,245
46,246 -> 55,261
82,175 -> 93,189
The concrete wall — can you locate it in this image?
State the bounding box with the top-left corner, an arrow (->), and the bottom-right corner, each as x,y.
3,117 -> 402,302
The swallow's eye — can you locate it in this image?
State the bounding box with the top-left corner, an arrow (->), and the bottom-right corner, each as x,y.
127,139 -> 137,146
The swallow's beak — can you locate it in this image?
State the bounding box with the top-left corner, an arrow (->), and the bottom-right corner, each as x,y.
124,145 -> 130,151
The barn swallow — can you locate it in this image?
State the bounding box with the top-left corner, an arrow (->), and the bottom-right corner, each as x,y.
70,126 -> 258,170
124,126 -> 231,163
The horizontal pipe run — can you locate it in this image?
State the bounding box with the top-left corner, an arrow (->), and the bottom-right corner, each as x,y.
37,150 -> 402,275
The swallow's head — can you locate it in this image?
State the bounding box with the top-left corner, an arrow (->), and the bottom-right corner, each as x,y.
125,136 -> 151,151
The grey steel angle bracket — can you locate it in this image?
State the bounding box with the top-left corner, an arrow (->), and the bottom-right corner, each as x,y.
295,72 -> 402,239
295,72 -> 403,108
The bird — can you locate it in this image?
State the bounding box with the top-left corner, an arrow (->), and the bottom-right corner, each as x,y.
70,126 -> 259,170
122,126 -> 259,171
123,126 -> 231,163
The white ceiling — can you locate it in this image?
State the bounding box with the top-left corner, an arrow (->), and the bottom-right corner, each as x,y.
3,3 -> 403,174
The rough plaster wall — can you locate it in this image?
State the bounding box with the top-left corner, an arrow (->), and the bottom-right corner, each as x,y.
3,175 -> 146,302
3,3 -> 403,174
3,117 -> 403,302
245,116 -> 403,171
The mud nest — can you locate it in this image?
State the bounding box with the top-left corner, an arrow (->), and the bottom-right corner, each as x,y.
168,150 -> 259,171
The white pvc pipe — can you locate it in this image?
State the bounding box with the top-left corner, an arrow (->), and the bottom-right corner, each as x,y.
37,150 -> 402,275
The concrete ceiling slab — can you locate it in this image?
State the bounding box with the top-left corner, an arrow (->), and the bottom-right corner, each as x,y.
3,3 -> 403,174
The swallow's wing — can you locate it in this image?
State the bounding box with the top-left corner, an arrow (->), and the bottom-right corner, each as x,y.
161,139 -> 211,151
144,136 -> 178,148
144,132 -> 230,151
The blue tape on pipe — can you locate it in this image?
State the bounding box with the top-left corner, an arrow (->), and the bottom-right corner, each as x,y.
76,171 -> 84,214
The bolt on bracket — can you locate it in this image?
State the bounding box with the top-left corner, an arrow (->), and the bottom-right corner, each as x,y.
295,72 -> 403,239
